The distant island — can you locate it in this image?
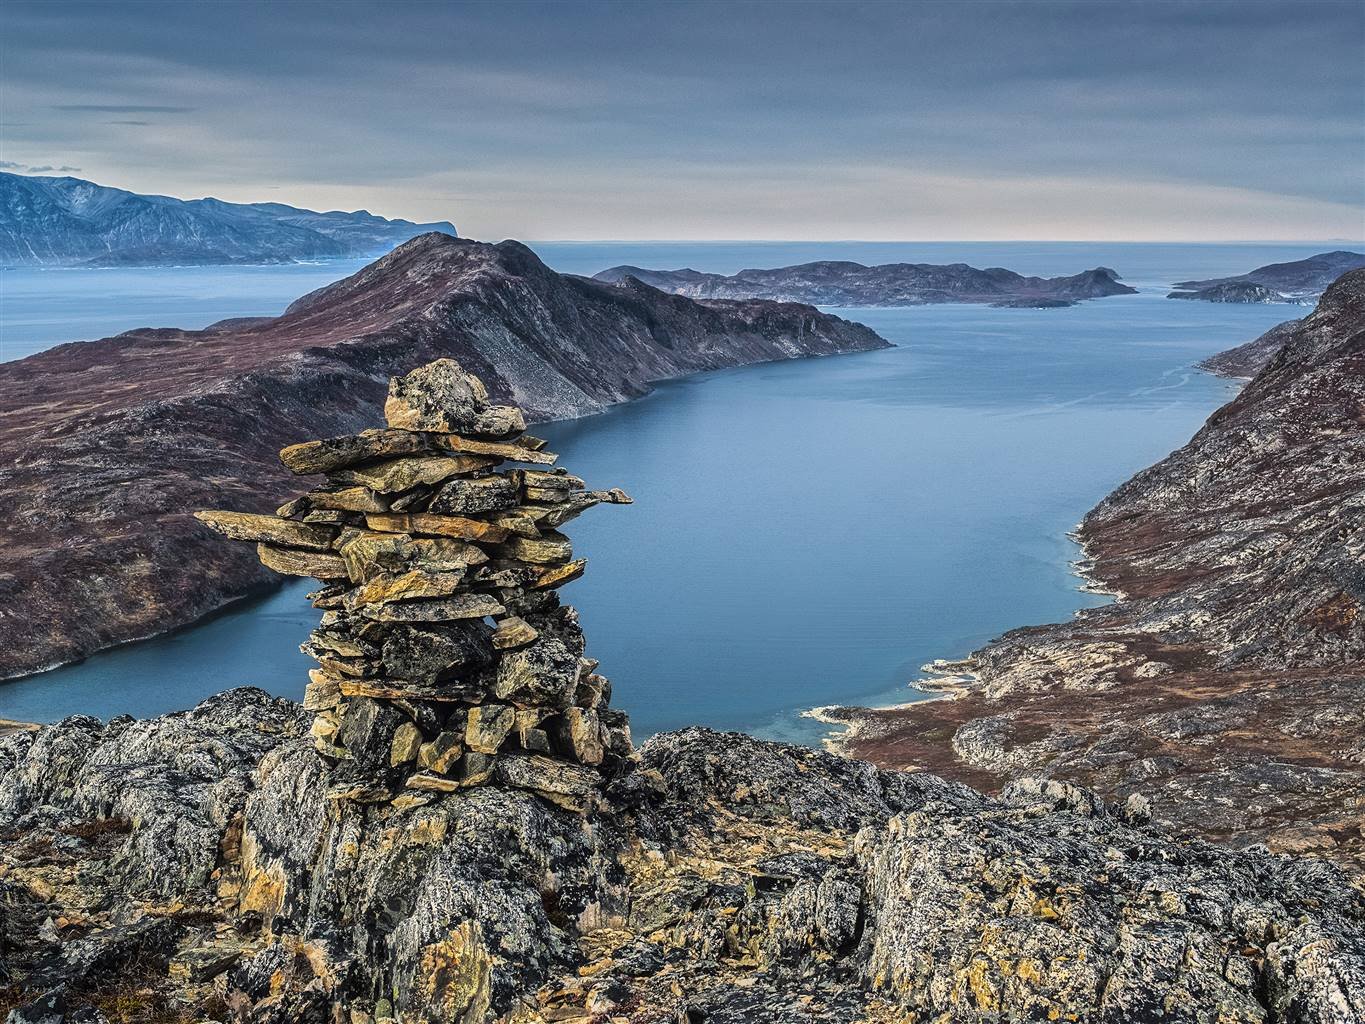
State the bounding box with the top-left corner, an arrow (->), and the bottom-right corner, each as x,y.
592,260 -> 1137,307
1166,249 -> 1365,303
0,172 -> 458,266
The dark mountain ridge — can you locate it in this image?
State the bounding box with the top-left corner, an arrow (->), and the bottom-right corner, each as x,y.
0,233 -> 886,679
593,259 -> 1136,307
0,172 -> 458,266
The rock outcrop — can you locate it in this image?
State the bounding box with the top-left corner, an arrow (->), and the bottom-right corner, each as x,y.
2,690 -> 1362,1023
593,261 -> 1136,307
835,270 -> 1365,870
1168,251 -> 1365,303
0,233 -> 886,680
196,359 -> 634,809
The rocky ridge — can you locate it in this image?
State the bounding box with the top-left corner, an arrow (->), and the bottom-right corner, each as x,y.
0,233 -> 886,680
592,261 -> 1136,307
834,270 -> 1365,869
196,359 -> 635,809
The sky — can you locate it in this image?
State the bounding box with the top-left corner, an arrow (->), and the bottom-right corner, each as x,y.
2,0 -> 1363,241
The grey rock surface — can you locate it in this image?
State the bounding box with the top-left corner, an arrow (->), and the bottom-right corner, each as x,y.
2,691 -> 1361,1022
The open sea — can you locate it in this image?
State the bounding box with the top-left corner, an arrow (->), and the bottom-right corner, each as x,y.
0,242 -> 1338,739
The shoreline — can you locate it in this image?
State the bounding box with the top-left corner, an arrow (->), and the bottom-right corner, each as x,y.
803,664 -> 974,757
806,517 -> 1120,756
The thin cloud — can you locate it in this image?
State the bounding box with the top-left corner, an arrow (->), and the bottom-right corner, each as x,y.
0,161 -> 82,174
53,104 -> 194,113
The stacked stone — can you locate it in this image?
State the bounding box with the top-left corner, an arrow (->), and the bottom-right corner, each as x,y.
196,359 -> 633,811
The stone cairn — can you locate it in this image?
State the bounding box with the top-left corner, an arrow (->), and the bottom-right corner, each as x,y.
196,359 -> 633,811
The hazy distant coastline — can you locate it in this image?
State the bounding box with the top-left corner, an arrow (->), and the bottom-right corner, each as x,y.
0,171 -> 457,267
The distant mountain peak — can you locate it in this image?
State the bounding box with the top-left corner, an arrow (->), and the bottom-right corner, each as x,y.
0,171 -> 458,267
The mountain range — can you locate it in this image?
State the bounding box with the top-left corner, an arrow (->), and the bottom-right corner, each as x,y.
592,260 -> 1137,307
0,172 -> 458,266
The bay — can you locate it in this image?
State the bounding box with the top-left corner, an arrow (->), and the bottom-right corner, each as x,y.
0,243 -> 1321,739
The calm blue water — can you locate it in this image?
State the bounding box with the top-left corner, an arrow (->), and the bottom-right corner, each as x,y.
0,242 -> 1329,738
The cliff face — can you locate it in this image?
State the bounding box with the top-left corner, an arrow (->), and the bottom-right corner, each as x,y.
0,172 -> 458,266
0,234 -> 886,679
839,271 -> 1365,868
592,261 -> 1136,307
1,689 -> 1360,1022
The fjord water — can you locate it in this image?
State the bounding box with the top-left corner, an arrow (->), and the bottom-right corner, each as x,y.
0,244 -> 1318,738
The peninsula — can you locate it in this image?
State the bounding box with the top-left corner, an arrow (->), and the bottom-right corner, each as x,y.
592,260 -> 1136,307
0,172 -> 458,266
1167,250 -> 1365,303
0,234 -> 886,680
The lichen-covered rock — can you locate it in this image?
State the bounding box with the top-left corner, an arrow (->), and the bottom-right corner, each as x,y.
4,706 -> 1360,1022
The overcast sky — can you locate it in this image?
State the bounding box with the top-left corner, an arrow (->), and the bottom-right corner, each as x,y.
2,0 -> 1362,240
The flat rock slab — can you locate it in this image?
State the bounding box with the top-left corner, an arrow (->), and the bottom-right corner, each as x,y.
333,454 -> 497,493
346,569 -> 469,607
257,543 -> 349,579
357,593 -> 506,622
195,510 -> 336,551
279,429 -> 428,475
366,512 -> 510,543
430,434 -> 558,465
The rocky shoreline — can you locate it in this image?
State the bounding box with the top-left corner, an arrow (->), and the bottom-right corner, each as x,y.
833,270 -> 1365,870
0,234 -> 886,681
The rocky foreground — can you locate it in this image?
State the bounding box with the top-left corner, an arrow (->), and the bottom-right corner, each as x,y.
837,270 -> 1365,870
1,689 -> 1362,1023
0,233 -> 885,679
592,261 -> 1136,307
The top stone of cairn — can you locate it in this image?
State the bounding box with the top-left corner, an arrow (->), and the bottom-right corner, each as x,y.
384,358 -> 527,437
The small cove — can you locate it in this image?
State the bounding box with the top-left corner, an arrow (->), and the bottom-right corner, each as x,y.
0,243 -> 1316,737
